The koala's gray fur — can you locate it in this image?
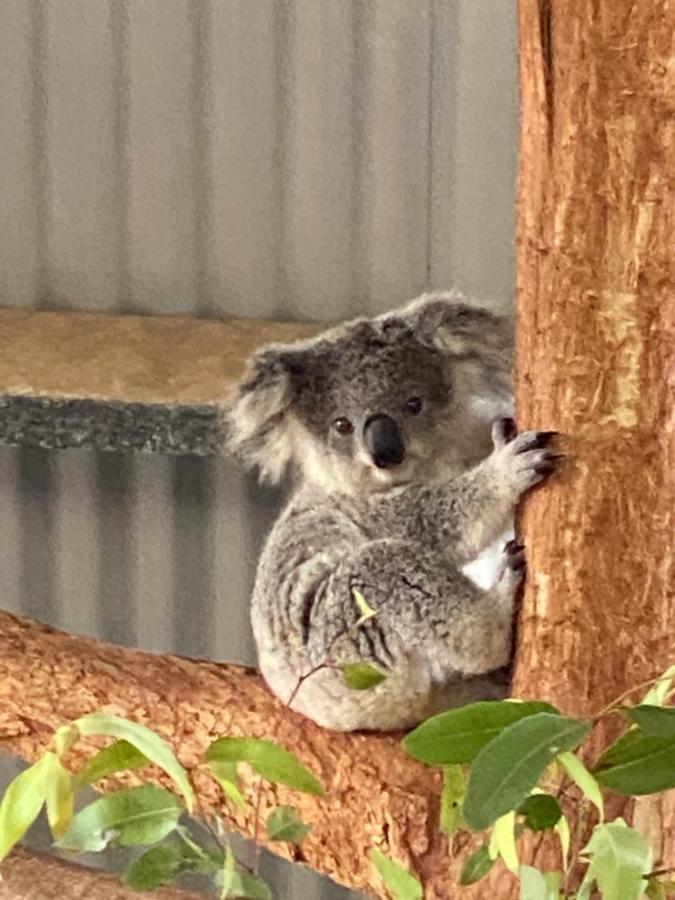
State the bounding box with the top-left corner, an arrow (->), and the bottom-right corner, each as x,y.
227,292 -> 558,731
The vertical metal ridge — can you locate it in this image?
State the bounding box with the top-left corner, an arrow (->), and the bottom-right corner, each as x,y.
349,0 -> 370,314
427,0 -> 457,291
110,0 -> 132,313
271,0 -> 293,319
188,0 -> 212,316
94,453 -> 136,647
29,0 -> 50,307
425,0 -> 436,289
170,455 -> 215,658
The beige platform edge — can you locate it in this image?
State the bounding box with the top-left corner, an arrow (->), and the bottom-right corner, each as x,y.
0,307 -> 321,407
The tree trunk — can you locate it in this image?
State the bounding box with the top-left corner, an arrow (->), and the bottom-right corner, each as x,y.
512,0 -> 675,881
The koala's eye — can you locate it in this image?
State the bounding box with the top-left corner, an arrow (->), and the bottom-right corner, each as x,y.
403,396 -> 423,415
332,416 -> 354,435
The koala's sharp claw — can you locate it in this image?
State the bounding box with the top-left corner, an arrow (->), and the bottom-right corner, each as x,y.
492,417 -> 518,448
513,430 -> 558,455
504,539 -> 524,554
501,541 -> 526,579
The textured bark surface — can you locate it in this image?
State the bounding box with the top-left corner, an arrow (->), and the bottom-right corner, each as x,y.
511,0 -> 675,884
0,611 -> 454,898
0,847 -> 202,899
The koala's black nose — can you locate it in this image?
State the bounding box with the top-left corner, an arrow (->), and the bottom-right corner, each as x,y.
363,414 -> 405,468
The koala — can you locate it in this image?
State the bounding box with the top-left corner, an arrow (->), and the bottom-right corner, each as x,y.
226,292 -> 559,731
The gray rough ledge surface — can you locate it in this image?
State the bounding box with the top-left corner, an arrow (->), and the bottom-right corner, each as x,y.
0,396 -> 222,455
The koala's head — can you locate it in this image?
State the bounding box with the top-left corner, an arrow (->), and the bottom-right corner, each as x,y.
226,293 -> 513,495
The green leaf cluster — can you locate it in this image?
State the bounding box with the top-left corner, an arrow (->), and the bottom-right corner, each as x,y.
404,700 -> 588,831
0,711 -> 324,898
401,668 -> 675,897
595,706 -> 675,796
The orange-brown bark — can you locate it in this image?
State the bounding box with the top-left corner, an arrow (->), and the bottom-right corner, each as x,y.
512,0 -> 675,882
0,611 -> 454,898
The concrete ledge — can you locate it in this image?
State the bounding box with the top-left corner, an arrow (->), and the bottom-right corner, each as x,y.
0,307 -> 320,455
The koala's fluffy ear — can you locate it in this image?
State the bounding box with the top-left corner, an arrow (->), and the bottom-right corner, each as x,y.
225,345 -> 301,483
403,291 -> 512,363
399,291 -> 514,420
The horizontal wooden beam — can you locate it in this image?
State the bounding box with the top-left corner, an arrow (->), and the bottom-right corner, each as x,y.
0,609 -> 480,899
0,307 -> 320,455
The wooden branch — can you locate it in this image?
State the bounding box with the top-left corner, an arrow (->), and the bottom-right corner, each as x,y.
0,847 -> 202,899
0,307 -> 319,454
0,610 -> 463,898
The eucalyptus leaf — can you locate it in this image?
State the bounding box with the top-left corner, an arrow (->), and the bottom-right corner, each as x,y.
519,865 -> 561,900
641,665 -> 675,706
266,805 -> 311,843
220,845 -> 236,898
342,662 -> 386,690
44,753 -> 74,839
403,700 -> 559,765
557,751 -> 604,819
544,871 -> 561,898
205,738 -> 324,796
440,765 -> 465,837
595,731 -> 675,795
352,588 -> 377,622
54,724 -> 80,757
74,739 -> 148,789
123,845 -> 186,890
74,713 -> 194,812
217,870 -> 272,899
459,845 -> 494,886
370,848 -> 422,900
463,713 -> 590,830
57,785 -> 183,852
554,815 -> 570,867
627,705 -> 675,737
579,819 -> 652,900
208,760 -> 247,811
517,794 -> 561,831
489,810 -> 518,874
0,755 -> 50,862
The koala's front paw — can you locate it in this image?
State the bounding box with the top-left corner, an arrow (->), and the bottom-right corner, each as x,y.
490,421 -> 563,495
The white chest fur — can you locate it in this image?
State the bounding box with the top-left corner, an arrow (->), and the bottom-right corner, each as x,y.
461,527 -> 514,590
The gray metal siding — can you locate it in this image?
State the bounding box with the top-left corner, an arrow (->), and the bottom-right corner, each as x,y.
0,2 -> 516,896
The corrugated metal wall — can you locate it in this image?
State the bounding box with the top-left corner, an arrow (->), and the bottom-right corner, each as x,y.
0,1 -> 517,896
